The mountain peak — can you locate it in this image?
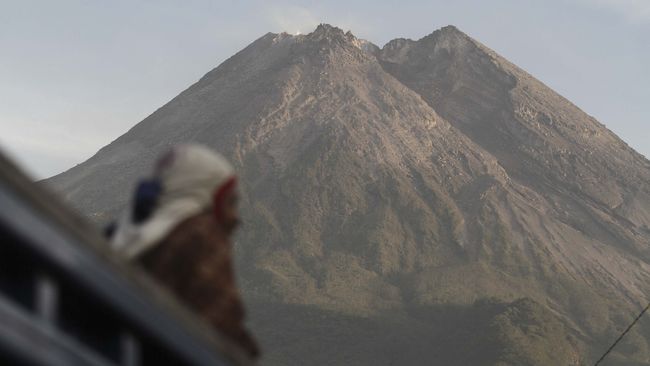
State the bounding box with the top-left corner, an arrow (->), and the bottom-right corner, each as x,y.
419,24 -> 471,47
294,23 -> 379,60
310,23 -> 348,39
378,25 -> 469,63
439,24 -> 462,33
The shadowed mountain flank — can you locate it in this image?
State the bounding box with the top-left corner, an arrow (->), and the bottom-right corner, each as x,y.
47,24 -> 650,365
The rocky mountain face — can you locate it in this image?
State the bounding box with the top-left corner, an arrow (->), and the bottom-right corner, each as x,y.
47,24 -> 650,365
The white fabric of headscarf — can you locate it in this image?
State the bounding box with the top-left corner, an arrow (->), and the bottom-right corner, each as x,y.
111,144 -> 235,259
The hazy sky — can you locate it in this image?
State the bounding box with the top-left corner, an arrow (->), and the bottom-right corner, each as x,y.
1,0 -> 648,179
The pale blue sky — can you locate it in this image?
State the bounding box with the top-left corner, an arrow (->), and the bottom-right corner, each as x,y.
1,0 -> 648,178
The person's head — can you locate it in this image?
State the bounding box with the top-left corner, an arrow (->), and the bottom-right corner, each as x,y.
154,144 -> 240,232
112,144 -> 240,258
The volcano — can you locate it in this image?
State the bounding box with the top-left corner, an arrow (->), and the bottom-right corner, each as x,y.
48,24 -> 650,365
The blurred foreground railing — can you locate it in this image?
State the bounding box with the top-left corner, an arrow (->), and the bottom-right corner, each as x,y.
0,150 -> 253,366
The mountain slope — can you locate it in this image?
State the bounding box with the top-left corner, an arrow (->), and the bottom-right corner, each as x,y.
378,25 -> 650,249
47,24 -> 650,365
